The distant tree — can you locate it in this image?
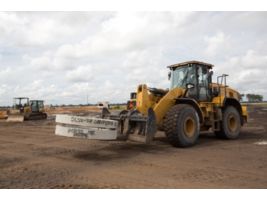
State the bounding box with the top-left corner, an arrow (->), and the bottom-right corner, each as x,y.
246,93 -> 263,102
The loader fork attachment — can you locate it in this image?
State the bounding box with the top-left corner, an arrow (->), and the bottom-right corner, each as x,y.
116,108 -> 157,144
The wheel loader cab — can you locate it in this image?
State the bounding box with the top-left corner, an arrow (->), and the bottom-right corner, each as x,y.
169,61 -> 213,102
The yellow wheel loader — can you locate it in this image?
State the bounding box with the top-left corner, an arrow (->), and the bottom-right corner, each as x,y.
55,60 -> 247,147
7,97 -> 47,122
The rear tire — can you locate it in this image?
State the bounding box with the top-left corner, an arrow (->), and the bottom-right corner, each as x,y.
215,106 -> 241,139
163,104 -> 200,147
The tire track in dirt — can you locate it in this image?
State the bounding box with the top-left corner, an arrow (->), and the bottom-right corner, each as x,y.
0,107 -> 267,188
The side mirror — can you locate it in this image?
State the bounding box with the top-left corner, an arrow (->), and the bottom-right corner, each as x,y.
186,83 -> 195,89
168,72 -> 171,80
183,83 -> 195,98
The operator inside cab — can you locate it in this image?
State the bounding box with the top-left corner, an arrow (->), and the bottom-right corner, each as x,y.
169,61 -> 213,102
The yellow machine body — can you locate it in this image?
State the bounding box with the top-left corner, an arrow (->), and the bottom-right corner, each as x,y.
135,61 -> 248,135
136,84 -> 247,129
106,60 -> 248,147
7,98 -> 47,122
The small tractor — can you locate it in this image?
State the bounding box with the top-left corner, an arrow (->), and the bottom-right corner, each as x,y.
56,61 -> 248,147
7,97 -> 47,122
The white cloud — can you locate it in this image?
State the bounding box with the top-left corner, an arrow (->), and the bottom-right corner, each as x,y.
30,56 -> 52,70
234,50 -> 267,69
204,32 -> 230,56
0,12 -> 266,105
214,50 -> 267,97
66,65 -> 93,82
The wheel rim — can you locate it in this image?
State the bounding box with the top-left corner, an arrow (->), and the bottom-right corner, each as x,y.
228,114 -> 237,132
184,117 -> 195,138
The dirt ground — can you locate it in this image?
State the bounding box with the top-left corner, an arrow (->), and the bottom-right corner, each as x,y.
0,105 -> 266,188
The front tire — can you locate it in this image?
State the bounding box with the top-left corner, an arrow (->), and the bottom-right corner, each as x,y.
163,104 -> 200,147
215,106 -> 241,139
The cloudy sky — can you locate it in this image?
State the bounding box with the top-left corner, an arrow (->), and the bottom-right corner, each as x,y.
0,12 -> 266,105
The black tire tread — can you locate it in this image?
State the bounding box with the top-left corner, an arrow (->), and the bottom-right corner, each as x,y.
215,106 -> 240,139
163,104 -> 199,147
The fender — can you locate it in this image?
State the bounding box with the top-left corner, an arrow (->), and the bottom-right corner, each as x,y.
223,98 -> 244,125
175,98 -> 204,123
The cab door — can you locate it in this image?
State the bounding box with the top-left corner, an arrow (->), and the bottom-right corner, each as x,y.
31,101 -> 39,112
197,66 -> 211,102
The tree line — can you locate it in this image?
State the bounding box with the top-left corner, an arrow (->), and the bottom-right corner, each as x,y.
241,93 -> 264,102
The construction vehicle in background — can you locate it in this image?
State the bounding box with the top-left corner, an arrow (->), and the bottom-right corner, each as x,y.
56,61 -> 248,147
7,97 -> 47,122
0,110 -> 8,119
97,101 -> 109,109
127,92 -> 137,110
